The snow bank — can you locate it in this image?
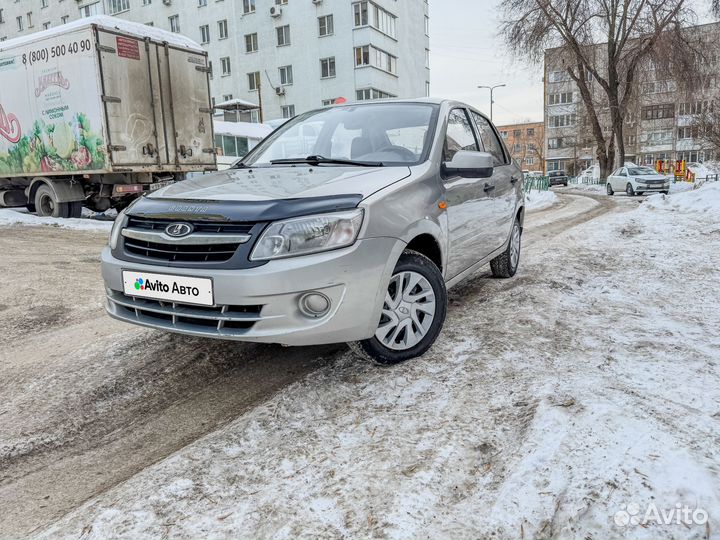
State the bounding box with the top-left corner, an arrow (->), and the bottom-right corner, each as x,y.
644,180 -> 720,214
569,183 -> 606,193
0,209 -> 113,231
524,189 -> 558,211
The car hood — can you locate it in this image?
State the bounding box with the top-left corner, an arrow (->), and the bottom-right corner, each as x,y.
633,175 -> 670,181
150,166 -> 412,201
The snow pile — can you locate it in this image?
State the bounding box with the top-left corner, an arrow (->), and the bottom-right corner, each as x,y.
0,209 -> 113,231
568,182 -> 606,193
644,179 -> 720,214
524,189 -> 558,211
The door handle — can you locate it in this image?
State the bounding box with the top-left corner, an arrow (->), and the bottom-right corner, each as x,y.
483,183 -> 495,193
511,176 -> 519,184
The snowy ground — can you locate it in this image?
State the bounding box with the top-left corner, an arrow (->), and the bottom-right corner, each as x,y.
0,208 -> 113,231
29,184 -> 720,539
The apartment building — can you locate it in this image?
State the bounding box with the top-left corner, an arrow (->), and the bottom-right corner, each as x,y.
496,121 -> 544,170
543,22 -> 720,174
0,0 -> 431,121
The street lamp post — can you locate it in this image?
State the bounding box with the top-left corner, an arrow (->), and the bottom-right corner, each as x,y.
477,84 -> 506,122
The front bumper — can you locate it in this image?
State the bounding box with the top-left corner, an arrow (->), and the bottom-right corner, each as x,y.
635,183 -> 669,192
102,237 -> 405,346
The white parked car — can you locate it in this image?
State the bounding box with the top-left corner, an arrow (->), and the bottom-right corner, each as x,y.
606,165 -> 671,196
577,165 -> 600,184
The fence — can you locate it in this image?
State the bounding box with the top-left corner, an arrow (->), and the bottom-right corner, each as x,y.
524,177 -> 550,192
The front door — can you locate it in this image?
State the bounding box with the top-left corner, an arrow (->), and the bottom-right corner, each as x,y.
443,108 -> 496,279
471,111 -> 516,249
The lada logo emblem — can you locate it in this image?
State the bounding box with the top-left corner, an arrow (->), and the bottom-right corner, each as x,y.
165,223 -> 193,237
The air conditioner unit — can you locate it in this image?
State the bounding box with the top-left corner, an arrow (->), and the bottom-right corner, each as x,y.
276,86 -> 286,96
270,6 -> 282,17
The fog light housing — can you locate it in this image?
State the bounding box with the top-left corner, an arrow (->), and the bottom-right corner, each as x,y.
299,292 -> 331,318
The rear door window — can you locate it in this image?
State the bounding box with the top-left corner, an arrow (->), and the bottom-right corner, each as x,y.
470,111 -> 506,166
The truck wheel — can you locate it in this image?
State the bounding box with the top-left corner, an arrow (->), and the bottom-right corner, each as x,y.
34,184 -> 76,218
68,201 -> 83,219
349,250 -> 447,365
490,218 -> 522,278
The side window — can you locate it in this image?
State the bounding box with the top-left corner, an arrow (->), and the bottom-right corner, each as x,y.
471,111 -> 506,167
619,168 -> 627,176
443,108 -> 479,162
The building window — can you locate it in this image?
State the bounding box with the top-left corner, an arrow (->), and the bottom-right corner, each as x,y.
318,14 -> 333,37
43,21 -> 51,29
356,88 -> 396,101
79,2 -> 103,17
548,114 -> 576,128
143,0 -> 152,5
61,15 -> 69,24
281,105 -> 295,119
425,15 -> 429,36
500,131 -> 508,138
16,16 -> 23,31
524,157 -> 535,165
220,56 -> 231,76
279,65 -> 293,85
41,0 -> 48,7
354,45 -> 396,74
322,99 -> 336,106
320,57 -> 336,78
645,130 -> 673,143
108,0 -> 130,15
243,0 -> 255,13
352,1 -> 396,38
426,81 -> 430,97
548,92 -> 573,105
0,9 -> 4,23
527,128 -> 535,136
26,12 -> 33,28
353,2 -> 368,26
276,25 -> 290,46
276,0 -> 288,4
169,15 -> 180,33
198,0 -> 207,6
218,19 -> 228,39
245,33 -> 258,53
222,94 -> 233,101
677,126 -> 700,140
642,103 -> 674,120
354,45 -> 370,67
200,25 -> 210,44
248,71 -> 260,91
513,129 -> 521,137
214,134 -> 250,158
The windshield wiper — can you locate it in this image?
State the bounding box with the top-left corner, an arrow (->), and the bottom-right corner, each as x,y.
270,155 -> 383,167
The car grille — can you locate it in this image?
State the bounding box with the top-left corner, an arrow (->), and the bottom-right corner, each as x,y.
122,217 -> 255,263
108,290 -> 263,334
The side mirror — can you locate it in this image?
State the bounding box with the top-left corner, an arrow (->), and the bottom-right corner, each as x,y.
442,150 -> 494,178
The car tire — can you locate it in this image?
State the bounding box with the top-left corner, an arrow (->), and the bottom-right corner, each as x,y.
349,250 -> 447,366
661,190 -> 669,195
626,183 -> 636,196
68,201 -> 83,219
490,217 -> 522,279
606,183 -> 614,196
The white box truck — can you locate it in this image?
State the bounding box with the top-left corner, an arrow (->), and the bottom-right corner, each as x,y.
0,16 -> 216,218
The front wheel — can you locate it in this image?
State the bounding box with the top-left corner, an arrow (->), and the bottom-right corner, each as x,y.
626,183 -> 636,196
349,250 -> 447,365
490,218 -> 522,278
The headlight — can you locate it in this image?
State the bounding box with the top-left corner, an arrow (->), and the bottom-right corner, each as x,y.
250,209 -> 364,261
109,208 -> 128,250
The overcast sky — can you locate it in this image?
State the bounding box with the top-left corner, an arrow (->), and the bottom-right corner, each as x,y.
428,0 -> 545,127
429,0 -> 716,127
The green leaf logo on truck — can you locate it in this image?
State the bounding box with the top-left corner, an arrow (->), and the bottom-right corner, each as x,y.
0,112 -> 106,175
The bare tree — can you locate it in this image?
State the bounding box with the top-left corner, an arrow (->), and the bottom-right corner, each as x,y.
695,110 -> 720,156
499,0 -> 699,179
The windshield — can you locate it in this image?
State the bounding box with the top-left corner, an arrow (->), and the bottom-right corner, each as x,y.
628,167 -> 660,176
241,103 -> 438,167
